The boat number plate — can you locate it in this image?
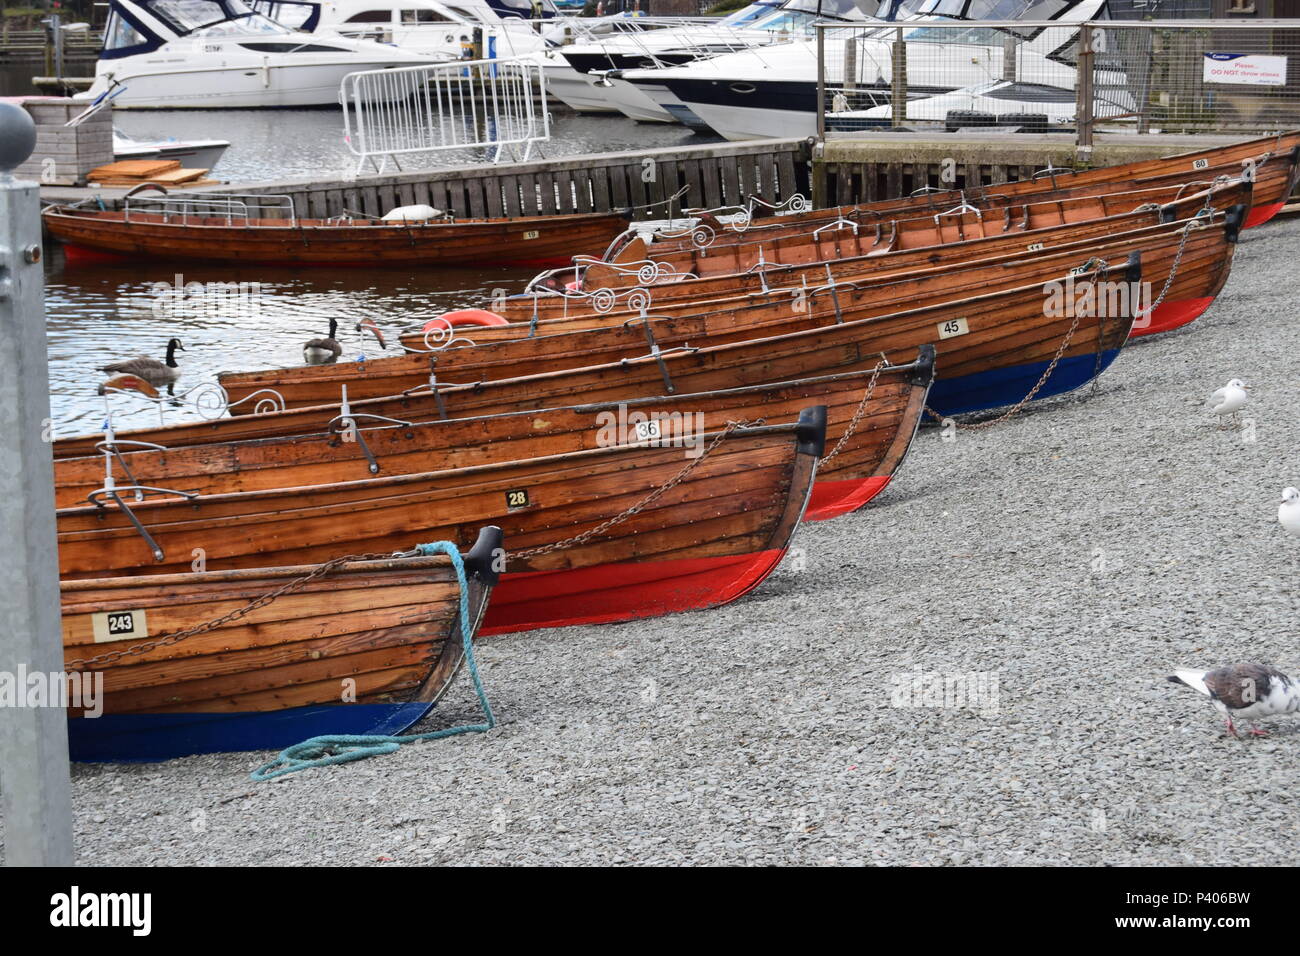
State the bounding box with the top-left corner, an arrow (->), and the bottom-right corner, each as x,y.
523,230 -> 540,240
92,609 -> 148,644
505,489 -> 530,510
634,419 -> 663,442
1027,242 -> 1045,252
937,318 -> 969,340
1192,158 -> 1209,170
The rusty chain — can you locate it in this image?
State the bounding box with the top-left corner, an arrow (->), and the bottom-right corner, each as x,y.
66,550 -> 396,671
820,356 -> 889,465
512,418 -> 763,562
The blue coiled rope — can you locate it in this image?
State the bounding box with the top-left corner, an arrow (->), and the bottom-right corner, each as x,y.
249,541 -> 496,781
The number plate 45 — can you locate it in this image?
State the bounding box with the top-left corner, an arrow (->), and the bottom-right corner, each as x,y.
937,317 -> 969,340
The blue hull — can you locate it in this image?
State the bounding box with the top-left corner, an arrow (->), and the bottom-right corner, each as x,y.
927,349 -> 1122,417
68,701 -> 435,763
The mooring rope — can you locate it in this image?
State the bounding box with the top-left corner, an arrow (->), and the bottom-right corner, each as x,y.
249,541 -> 495,781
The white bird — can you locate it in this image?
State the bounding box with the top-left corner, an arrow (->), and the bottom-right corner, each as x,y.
1209,378 -> 1250,428
1168,663 -> 1300,738
1280,488 -> 1300,537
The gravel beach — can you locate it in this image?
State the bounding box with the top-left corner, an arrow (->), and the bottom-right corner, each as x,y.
6,213 -> 1300,867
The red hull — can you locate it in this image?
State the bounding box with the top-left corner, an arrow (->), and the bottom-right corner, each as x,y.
481,548 -> 787,635
60,243 -> 574,270
1131,295 -> 1214,338
804,476 -> 892,522
1245,200 -> 1286,229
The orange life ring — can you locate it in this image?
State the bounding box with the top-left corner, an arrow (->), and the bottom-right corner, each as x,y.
425,309 -> 509,331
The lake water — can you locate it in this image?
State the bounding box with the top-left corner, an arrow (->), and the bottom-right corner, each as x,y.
8,62 -> 719,439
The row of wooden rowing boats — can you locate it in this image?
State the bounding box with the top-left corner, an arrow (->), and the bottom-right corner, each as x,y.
43,131 -> 1300,763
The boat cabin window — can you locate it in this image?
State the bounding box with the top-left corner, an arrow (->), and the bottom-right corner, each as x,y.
104,10 -> 151,50
401,8 -> 451,22
140,0 -> 291,36
343,8 -> 394,21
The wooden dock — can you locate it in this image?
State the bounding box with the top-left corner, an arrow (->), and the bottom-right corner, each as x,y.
41,130 -> 1287,223
169,138 -> 815,221
813,131 -> 1250,206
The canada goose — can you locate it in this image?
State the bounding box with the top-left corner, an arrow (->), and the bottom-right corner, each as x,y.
303,318 -> 343,365
100,338 -> 183,396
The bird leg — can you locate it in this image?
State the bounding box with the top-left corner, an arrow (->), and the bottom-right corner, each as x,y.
1225,717 -> 1239,738
1248,724 -> 1269,738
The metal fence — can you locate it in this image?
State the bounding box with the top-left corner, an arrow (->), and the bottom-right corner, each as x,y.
341,56 -> 551,174
817,19 -> 1300,145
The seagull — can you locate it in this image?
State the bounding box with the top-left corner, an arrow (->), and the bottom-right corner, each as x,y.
1209,378 -> 1250,428
1280,488 -> 1300,537
1168,663 -> 1300,738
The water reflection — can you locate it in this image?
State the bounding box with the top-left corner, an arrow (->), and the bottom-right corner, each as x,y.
45,243 -> 538,436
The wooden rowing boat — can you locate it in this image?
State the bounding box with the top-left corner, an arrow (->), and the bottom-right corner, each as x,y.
54,259 -> 1133,457
59,356 -> 934,522
62,527 -> 501,762
224,205 -> 1236,412
41,205 -> 633,269
593,181 -> 1246,283
639,129 -> 1299,255
58,412 -> 825,635
471,184 -> 1250,333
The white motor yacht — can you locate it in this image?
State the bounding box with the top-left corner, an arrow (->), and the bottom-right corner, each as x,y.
625,0 -> 1110,140
83,0 -> 440,109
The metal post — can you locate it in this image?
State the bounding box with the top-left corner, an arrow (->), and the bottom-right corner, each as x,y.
892,26 -> 907,127
0,102 -> 75,866
1003,33 -> 1017,83
816,25 -> 826,142
1076,23 -> 1095,155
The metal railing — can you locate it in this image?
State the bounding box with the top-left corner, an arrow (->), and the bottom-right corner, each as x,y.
816,19 -> 1300,146
124,193 -> 298,225
340,56 -> 551,174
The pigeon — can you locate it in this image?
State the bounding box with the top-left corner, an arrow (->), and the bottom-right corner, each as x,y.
1280,488 -> 1300,537
1209,378 -> 1250,428
1168,663 -> 1300,737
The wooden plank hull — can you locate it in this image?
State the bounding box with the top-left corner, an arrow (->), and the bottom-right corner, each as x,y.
58,416 -> 825,635
57,359 -> 935,523
221,208 -> 1235,413
61,529 -> 500,762
53,264 -> 1138,458
629,130 -> 1299,257
469,185 -> 1249,336
41,208 -> 632,268
594,182 -> 1247,283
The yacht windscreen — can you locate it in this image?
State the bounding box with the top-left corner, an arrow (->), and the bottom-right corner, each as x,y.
140,0 -> 289,35
777,0 -> 871,20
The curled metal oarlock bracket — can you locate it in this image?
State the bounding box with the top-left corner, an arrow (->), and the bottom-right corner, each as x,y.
94,436 -> 168,502
812,218 -> 860,239
98,380 -> 286,422
934,202 -> 981,224
413,321 -> 478,353
88,485 -> 198,563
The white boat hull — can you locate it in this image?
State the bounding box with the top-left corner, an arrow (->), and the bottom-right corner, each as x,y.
99,59 -> 427,108
543,63 -> 618,113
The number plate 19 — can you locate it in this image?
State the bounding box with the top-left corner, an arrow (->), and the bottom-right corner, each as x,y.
937,318 -> 969,340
